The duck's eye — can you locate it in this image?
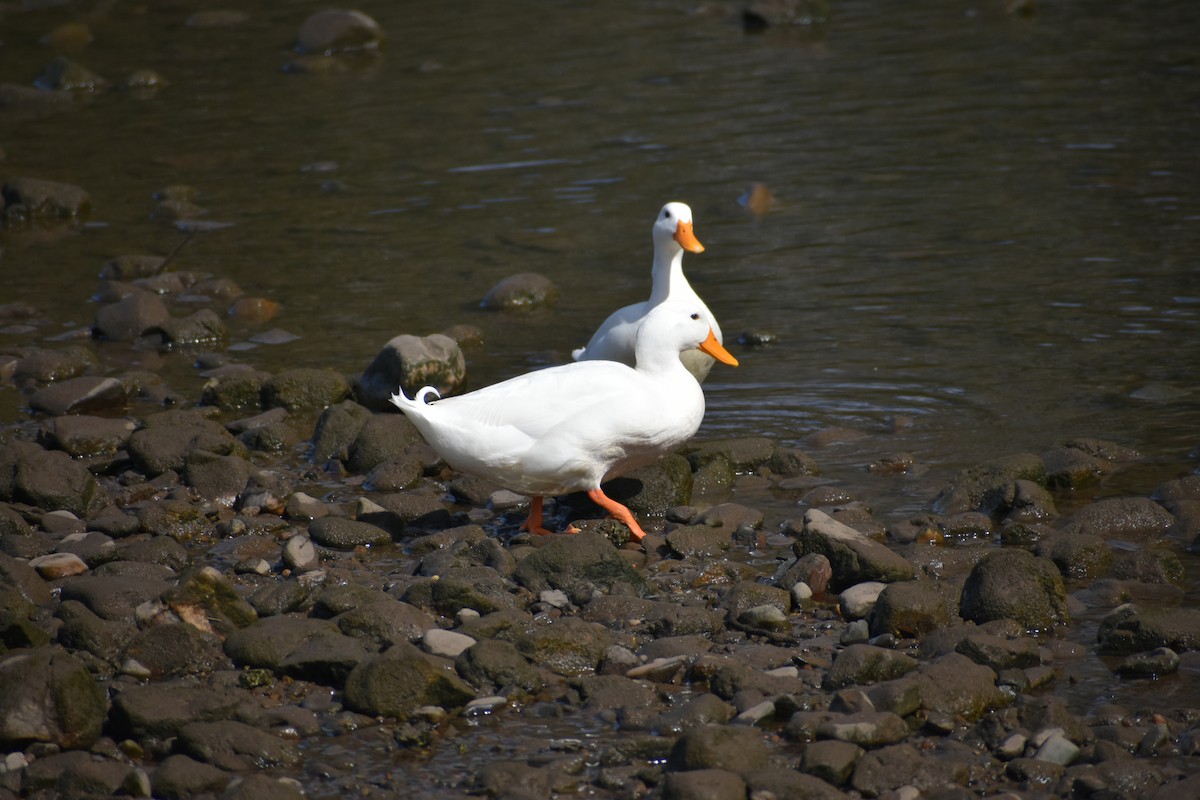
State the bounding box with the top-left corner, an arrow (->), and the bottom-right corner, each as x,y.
690,313 -> 700,320
663,210 -> 672,219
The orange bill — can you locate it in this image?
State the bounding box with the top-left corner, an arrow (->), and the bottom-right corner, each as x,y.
674,220 -> 705,253
698,329 -> 738,366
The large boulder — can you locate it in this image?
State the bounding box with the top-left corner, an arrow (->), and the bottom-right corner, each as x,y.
0,646 -> 108,749
959,548 -> 1069,632
358,333 -> 466,411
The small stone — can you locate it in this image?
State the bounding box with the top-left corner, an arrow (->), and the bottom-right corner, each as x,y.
1033,731 -> 1080,765
283,534 -> 318,571
28,552 -> 89,579
422,628 -> 476,658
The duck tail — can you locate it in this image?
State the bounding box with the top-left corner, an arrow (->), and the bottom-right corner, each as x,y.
389,385 -> 441,411
570,346 -> 586,362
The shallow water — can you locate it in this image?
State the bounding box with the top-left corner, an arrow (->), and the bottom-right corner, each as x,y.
2,0 -> 1200,787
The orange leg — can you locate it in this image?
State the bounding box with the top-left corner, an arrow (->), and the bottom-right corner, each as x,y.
587,488 -> 648,541
519,496 -> 580,536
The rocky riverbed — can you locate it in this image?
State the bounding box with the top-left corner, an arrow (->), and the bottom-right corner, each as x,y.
3,183 -> 1200,800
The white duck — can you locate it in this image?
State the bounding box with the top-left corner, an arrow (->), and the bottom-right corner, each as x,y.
572,202 -> 723,382
391,302 -> 738,540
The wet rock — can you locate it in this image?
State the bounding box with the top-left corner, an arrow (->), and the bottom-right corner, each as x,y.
28,375 -> 128,415
686,436 -> 777,473
455,638 -> 546,694
336,599 -> 435,647
825,644 -> 918,689
1096,603 -> 1200,655
850,742 -> 970,796
201,367 -> 267,413
932,452 -> 1046,515
790,509 -> 915,590
0,550 -> 54,605
776,552 -> 833,600
1,176 -> 92,219
666,723 -> 771,773
868,580 -> 952,638
745,770 -> 848,800
29,551 -> 89,579
1111,548 -> 1185,585
55,599 -> 136,663
367,491 -> 453,531
720,580 -> 791,621
184,450 -> 252,505
343,642 -> 475,718
953,632 -> 1041,671
100,254 -> 167,280
665,524 -> 731,558
347,413 -> 423,473
262,368 -> 350,411
13,345 -> 96,384
41,414 -> 136,457
472,613 -> 615,677
5,442 -> 107,516
94,292 -> 171,341
296,9 -> 384,54
838,581 -> 885,620
906,652 -> 1009,719
176,720 -> 301,771
309,400 -> 373,462
995,478 -> 1058,523
151,754 -> 232,800
128,408 -> 245,476
277,630 -> 370,686
224,615 -> 341,669
121,621 -> 227,678
137,498 -> 212,542
155,309 -> 227,347
801,739 -> 863,786
35,56 -> 107,91
164,566 -> 257,634
513,531 -> 648,605
480,272 -> 559,312
1117,647 -> 1180,678
358,333 -> 466,410
583,595 -> 725,638
959,548 -> 1069,632
0,646 -> 108,749
18,749 -> 133,796
308,515 -> 391,550
1056,496 -> 1175,543
602,454 -> 694,517
219,774 -> 307,800
662,768 -> 746,800
817,711 -> 908,747
1035,531 -> 1113,581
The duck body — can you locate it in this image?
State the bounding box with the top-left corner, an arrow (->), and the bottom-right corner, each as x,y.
391,302 -> 738,539
573,202 -> 723,382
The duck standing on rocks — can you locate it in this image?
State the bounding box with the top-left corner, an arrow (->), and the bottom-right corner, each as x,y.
391,302 -> 738,540
573,202 -> 724,382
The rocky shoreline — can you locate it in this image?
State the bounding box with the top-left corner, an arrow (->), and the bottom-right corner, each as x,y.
3,196 -> 1200,799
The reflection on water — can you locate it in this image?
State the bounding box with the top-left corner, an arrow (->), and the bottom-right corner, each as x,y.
2,0 -> 1199,743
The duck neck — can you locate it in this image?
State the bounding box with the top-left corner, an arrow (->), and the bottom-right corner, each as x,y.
647,244 -> 685,306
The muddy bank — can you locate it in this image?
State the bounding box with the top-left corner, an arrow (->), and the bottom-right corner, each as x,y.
1,232 -> 1200,800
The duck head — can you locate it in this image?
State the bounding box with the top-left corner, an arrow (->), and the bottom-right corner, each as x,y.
655,202 -> 705,254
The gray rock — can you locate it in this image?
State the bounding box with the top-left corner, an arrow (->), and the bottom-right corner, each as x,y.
277,630 -> 371,687
600,453 -> 694,517
201,368 -> 267,413
55,599 -> 137,663
128,408 -> 246,476
479,272 -> 559,312
662,768 -> 746,800
685,437 -> 778,472
151,754 -> 232,800
262,368 -> 350,411
296,9 -> 383,54
358,333 -> 466,411
218,774 -> 307,800
6,443 -> 107,516
121,622 -> 228,678
42,414 -> 135,456
136,498 -> 211,541
838,581 -> 886,621
801,739 -> 863,786
308,516 -> 391,550
906,652 -> 1009,720
825,644 -> 918,689
0,646 -> 108,750
512,531 -> 648,606
816,711 -> 908,747
1,176 -> 91,218
1097,603 -> 1200,655
94,292 -> 171,341
492,614 -> 616,678
176,720 -> 302,771
29,376 -> 128,415
850,742 -> 970,796
59,574 -> 171,623
745,769 -> 850,800
666,723 -> 771,773
1110,548 -> 1185,585
366,491 -> 453,531
954,632 -> 1041,671
0,550 -> 54,605
931,452 -> 1046,515
421,628 -> 475,658
343,642 -> 475,718
347,413 -> 423,473
183,449 -> 252,505
720,580 -> 791,620
419,566 -> 520,615
777,552 -> 833,600
959,548 -> 1069,632
282,534 -> 317,571
665,524 -> 731,558
1056,496 -> 1175,543
224,615 -> 342,669
868,580 -> 952,638
455,638 -> 546,694
1035,531 -> 1114,581
18,750 -> 132,797
155,308 -> 227,347
13,345 -> 96,384
656,693 -> 736,734
582,595 -> 725,638
791,509 -> 915,590
415,529 -> 517,578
